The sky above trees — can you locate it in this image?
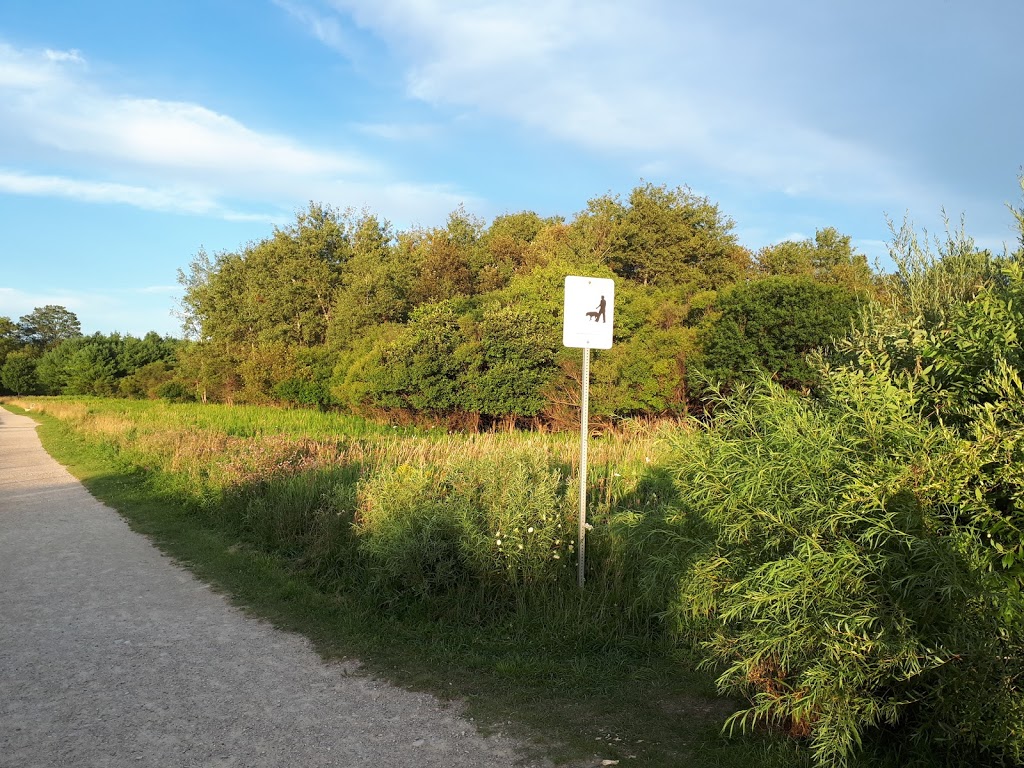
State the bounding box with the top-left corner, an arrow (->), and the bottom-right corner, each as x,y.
1,0 -> 1021,336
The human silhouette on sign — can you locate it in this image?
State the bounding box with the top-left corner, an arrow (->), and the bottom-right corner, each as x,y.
585,295 -> 607,323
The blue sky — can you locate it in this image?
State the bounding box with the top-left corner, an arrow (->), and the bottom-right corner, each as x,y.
1,0 -> 1021,337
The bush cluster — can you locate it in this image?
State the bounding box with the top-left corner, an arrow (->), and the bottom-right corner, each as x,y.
656,205 -> 1024,766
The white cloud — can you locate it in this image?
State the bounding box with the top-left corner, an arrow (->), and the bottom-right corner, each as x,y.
43,48 -> 84,64
1,44 -> 376,181
0,39 -> 470,226
324,0 -> 930,208
0,169 -> 274,220
56,99 -> 375,178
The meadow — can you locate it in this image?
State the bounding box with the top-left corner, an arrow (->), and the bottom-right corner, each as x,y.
2,396 -> 790,768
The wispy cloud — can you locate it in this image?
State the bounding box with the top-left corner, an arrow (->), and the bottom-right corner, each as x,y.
43,48 -> 84,64
0,169 -> 281,221
322,0 -> 931,209
273,0 -> 363,58
0,40 -> 471,225
353,122 -> 439,142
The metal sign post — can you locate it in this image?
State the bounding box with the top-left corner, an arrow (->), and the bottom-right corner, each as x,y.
562,276 -> 614,588
577,346 -> 590,588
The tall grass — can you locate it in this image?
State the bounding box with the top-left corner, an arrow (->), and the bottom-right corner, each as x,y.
7,396 -> 678,626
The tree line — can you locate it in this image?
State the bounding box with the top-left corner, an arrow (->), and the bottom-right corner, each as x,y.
4,182 -> 885,422
0,305 -> 182,399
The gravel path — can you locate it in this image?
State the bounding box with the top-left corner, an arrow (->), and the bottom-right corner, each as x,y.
0,409 -> 550,767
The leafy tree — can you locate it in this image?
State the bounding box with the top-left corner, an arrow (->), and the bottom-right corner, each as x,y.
178,204 -> 349,348
118,360 -> 178,399
118,332 -> 179,372
328,214 -> 413,347
176,204 -> 350,401
62,334 -> 122,395
407,211 -> 480,306
17,305 -> 82,351
591,326 -> 697,417
476,211 -> 563,292
34,336 -> 83,394
32,332 -> 177,396
272,347 -> 337,409
585,282 -> 699,417
175,340 -> 242,404
1,350 -> 39,394
576,183 -> 751,293
0,316 -> 19,368
673,206 -> 1024,766
757,227 -> 875,295
330,322 -> 403,413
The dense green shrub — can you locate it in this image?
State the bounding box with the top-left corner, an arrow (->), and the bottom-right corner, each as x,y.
693,276 -> 861,395
668,370 -> 1023,766
273,377 -> 335,409
668,215 -> 1024,765
155,380 -> 195,403
1,350 -> 40,395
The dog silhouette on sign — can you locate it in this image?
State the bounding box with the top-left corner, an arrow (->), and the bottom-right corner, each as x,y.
586,295 -> 607,323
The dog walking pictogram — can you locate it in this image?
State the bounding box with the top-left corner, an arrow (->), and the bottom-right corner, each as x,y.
586,295 -> 607,323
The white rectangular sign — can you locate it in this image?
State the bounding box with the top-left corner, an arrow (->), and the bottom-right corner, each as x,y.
563,276 -> 614,349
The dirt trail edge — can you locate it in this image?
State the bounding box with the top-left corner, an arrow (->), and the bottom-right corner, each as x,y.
0,409 -> 551,768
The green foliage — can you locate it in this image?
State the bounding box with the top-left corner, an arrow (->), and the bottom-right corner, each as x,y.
355,451 -> 574,602
670,206 -> 1024,765
118,361 -> 177,399
364,300 -> 467,414
406,209 -> 481,306
177,203 -> 350,401
460,304 -> 560,418
477,210 -> 562,291
588,284 -> 702,416
33,332 -> 181,397
166,183 -> 873,419
1,350 -> 40,394
272,378 -> 334,409
356,298 -> 562,422
327,214 -> 412,346
575,182 -> 751,293
757,228 -> 875,296
590,326 -> 697,416
356,464 -> 468,597
694,276 -> 861,394
155,379 -> 195,403
670,373 -> 1023,766
17,305 -> 82,351
0,316 -> 19,369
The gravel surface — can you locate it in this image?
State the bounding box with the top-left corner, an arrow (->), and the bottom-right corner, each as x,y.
0,408 -> 551,767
